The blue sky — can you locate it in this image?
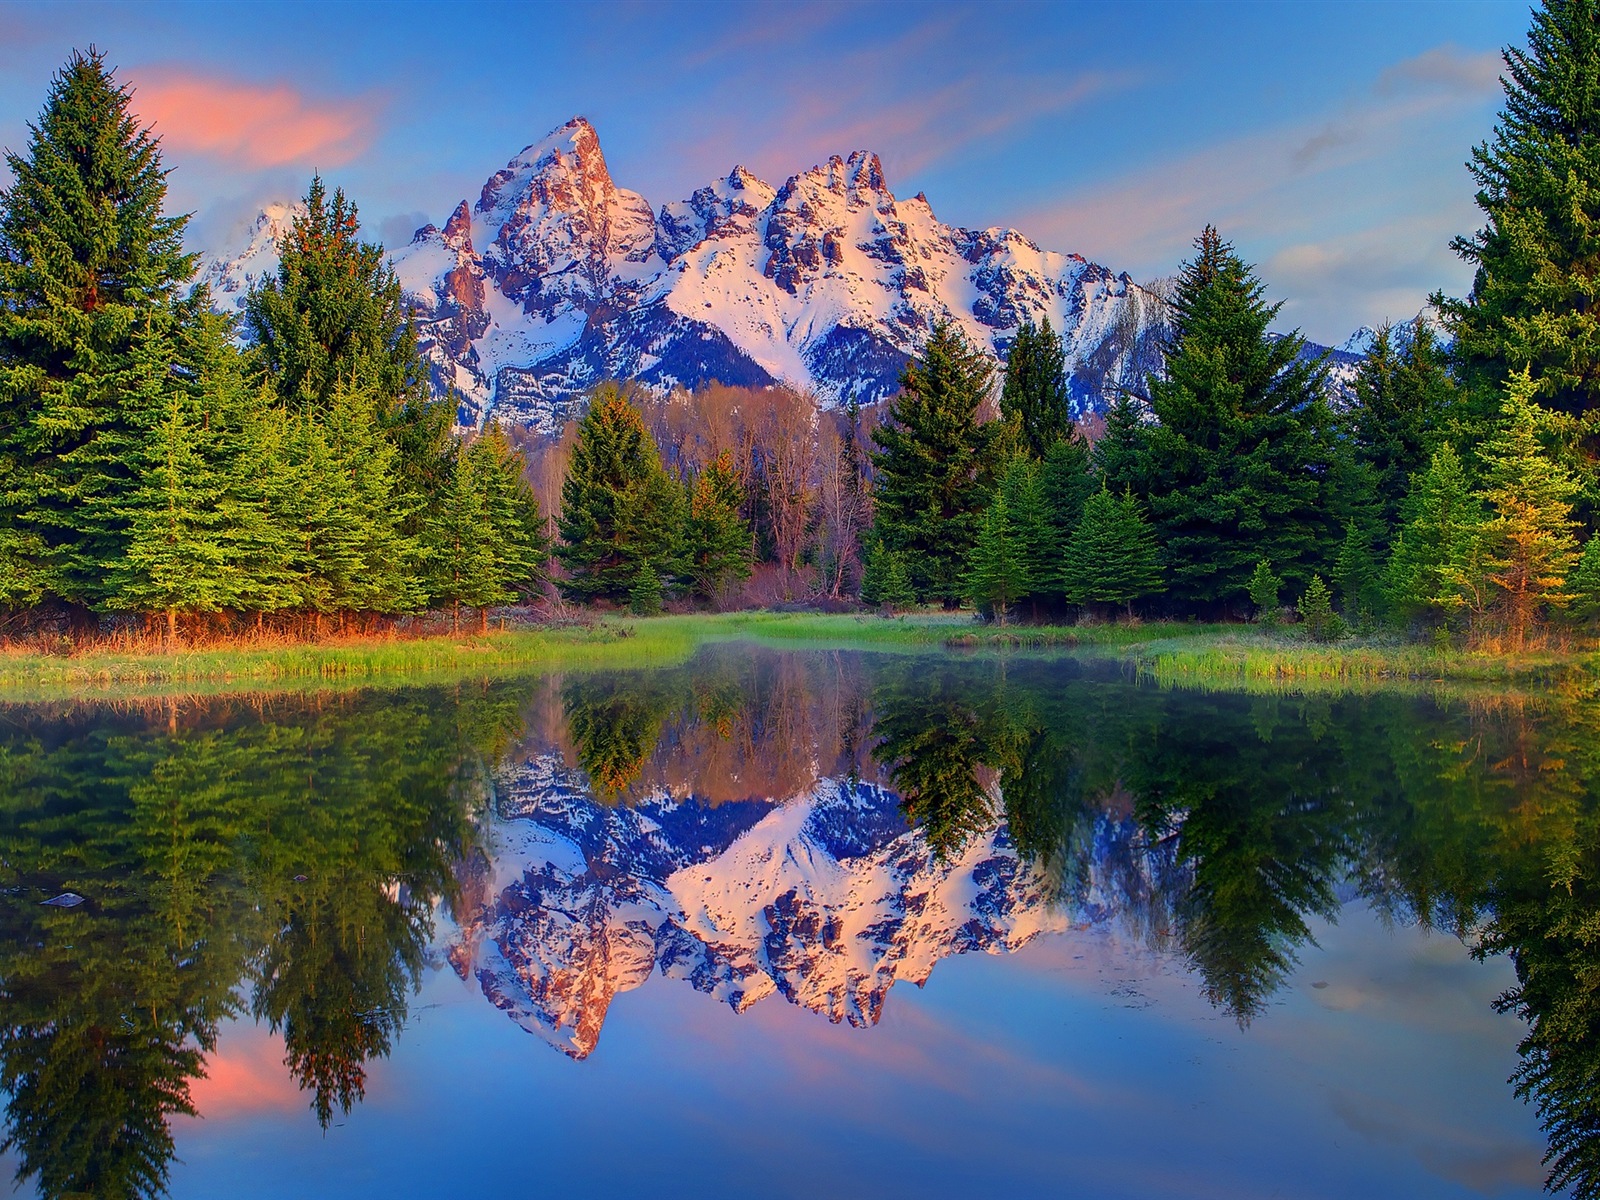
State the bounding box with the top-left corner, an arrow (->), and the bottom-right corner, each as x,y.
0,0 -> 1530,343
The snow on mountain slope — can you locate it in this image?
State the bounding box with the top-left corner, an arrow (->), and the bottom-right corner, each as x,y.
445,751 -> 1176,1058
191,202 -> 302,314
196,119 -> 1372,434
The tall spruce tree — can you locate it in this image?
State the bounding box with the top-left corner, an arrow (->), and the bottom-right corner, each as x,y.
1135,227 -> 1337,609
0,50 -> 196,611
871,321 -> 996,605
1436,0 -> 1600,435
557,386 -> 685,605
466,425 -> 548,621
1000,317 -> 1073,458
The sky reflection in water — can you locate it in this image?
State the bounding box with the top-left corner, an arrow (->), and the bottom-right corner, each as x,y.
0,646 -> 1589,1199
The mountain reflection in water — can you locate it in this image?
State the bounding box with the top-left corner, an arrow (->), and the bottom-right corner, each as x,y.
0,647 -> 1596,1198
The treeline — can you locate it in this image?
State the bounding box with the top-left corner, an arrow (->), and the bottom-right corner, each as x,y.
542,0 -> 1600,649
0,53 -> 547,639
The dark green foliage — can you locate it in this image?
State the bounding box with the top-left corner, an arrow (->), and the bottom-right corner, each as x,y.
1246,559 -> 1281,623
870,321 -> 996,605
1061,486 -> 1164,615
1295,574 -> 1341,641
1332,519 -> 1384,623
1038,436 -> 1094,600
244,176 -> 427,416
1386,443 -> 1487,626
685,450 -> 752,603
965,492 -> 1031,620
1134,227 -> 1338,608
556,385 -> 685,605
1000,317 -> 1073,458
859,541 -> 914,611
1569,534 -> 1600,620
1094,393 -> 1146,494
1348,320 -> 1461,533
1437,0 -> 1600,429
0,50 -> 195,608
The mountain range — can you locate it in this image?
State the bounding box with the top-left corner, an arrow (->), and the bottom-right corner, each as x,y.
194,118 -> 1366,434
441,750 -> 1182,1058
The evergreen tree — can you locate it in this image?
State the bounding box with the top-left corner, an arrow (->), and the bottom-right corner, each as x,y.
965,493 -> 1030,622
870,321 -> 996,605
1247,559 -> 1282,624
1332,519 -> 1384,624
1436,0 -> 1600,431
1094,393 -> 1147,495
1000,317 -> 1073,458
1477,374 -> 1582,649
465,425 -> 548,622
1135,227 -> 1337,609
685,450 -> 752,603
244,176 -> 426,415
1568,533 -> 1600,621
1296,574 -> 1340,641
556,385 -> 684,605
1349,319 -> 1461,533
997,455 -> 1051,601
423,443 -> 491,633
0,50 -> 196,610
1386,444 -> 1489,628
1038,436 -> 1094,599
1061,486 -> 1165,617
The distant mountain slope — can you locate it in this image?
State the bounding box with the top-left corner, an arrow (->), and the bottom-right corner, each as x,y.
192,119 -> 1369,433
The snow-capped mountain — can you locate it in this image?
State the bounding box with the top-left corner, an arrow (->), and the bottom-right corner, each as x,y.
193,119 -> 1171,432
443,751 -> 1178,1058
191,202 -> 303,315
191,118 -> 1375,434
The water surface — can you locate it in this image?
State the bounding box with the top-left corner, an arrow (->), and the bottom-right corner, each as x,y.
0,647 -> 1593,1198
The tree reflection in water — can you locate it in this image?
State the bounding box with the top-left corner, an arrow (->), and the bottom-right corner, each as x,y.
1,652 -> 1599,1197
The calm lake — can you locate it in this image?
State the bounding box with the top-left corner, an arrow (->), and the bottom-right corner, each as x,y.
0,644 -> 1592,1199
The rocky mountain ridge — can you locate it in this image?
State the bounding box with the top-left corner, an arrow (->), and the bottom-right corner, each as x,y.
442,751 -> 1178,1058
193,118 -> 1369,434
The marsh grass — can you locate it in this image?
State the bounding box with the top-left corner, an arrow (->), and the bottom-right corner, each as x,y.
0,609 -> 1593,698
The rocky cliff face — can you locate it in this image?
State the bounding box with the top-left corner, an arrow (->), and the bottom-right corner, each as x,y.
195,118 -> 1173,433
444,751 -> 1174,1058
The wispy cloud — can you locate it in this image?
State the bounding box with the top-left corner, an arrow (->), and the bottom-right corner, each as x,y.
130,69 -> 381,169
1012,42 -> 1504,338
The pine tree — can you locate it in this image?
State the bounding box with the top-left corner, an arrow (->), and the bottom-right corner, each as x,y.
1061,486 -> 1165,617
424,443 -> 491,633
1386,444 -> 1488,628
859,541 -> 890,608
1094,393 -> 1148,494
685,450 -> 752,603
1135,227 -> 1338,609
1476,374 -> 1582,649
1332,519 -> 1384,624
1436,0 -> 1600,428
1296,574 -> 1340,641
1348,319 -> 1460,533
1569,533 -> 1600,621
0,50 -> 196,610
556,385 -> 684,605
1038,436 -> 1093,601
870,321 -> 996,606
965,493 -> 1030,622
1000,317 -> 1073,458
466,425 -> 548,624
997,455 -> 1051,602
1247,559 -> 1282,624
882,551 -> 916,611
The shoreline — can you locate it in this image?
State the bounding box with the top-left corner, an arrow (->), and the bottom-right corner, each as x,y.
0,611 -> 1593,698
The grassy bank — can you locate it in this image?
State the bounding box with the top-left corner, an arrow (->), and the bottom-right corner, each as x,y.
0,610 -> 1594,697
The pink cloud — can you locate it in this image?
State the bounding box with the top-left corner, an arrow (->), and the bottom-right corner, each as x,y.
130,69 -> 380,168
182,1024 -> 305,1121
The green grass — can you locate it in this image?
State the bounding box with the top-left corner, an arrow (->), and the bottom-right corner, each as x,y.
1,610 -> 1593,699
